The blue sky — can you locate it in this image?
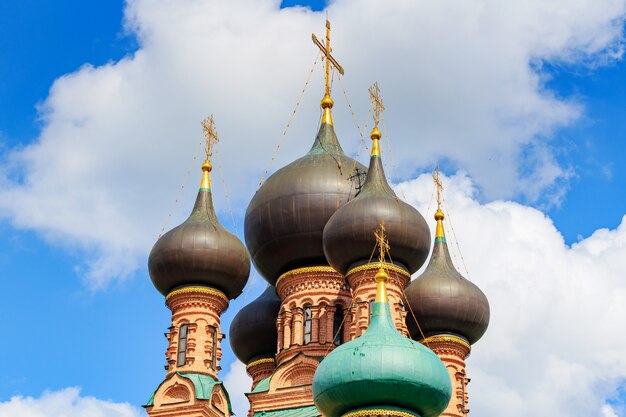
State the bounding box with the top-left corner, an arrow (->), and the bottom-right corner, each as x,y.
0,1 -> 625,416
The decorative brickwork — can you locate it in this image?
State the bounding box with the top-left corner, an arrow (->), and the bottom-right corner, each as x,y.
247,354 -> 319,415
147,286 -> 230,417
246,358 -> 276,390
275,267 -> 352,365
421,335 -> 472,417
244,267 -> 352,414
163,286 -> 229,379
146,373 -> 230,417
346,262 -> 410,338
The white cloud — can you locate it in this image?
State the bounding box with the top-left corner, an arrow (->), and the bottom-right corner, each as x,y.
223,360 -> 252,417
396,172 -> 626,416
602,405 -> 619,417
1,0 -> 626,285
0,388 -> 143,417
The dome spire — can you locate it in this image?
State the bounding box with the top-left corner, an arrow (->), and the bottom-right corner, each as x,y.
433,166 -> 446,240
200,115 -> 219,191
312,19 -> 344,126
148,115 -> 250,299
374,222 -> 390,303
322,82 -> 431,276
368,82 -> 385,157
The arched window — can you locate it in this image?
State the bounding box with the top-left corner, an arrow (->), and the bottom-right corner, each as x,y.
177,324 -> 189,367
333,306 -> 344,346
303,306 -> 312,345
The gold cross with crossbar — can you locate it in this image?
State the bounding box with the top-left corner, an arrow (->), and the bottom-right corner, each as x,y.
369,82 -> 385,127
433,165 -> 444,210
312,19 -> 345,98
201,115 -> 219,160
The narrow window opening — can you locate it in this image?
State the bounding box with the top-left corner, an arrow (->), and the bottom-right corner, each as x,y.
177,324 -> 189,367
333,306 -> 344,346
303,306 -> 312,345
211,327 -> 218,370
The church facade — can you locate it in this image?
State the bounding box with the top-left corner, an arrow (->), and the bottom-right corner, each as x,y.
143,21 -> 490,417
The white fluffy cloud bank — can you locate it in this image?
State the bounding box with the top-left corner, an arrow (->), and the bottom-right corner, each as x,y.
0,388 -> 142,417
0,1 -> 625,283
397,172 -> 626,416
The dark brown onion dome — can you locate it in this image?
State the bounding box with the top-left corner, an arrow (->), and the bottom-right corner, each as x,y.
244,121 -> 366,284
322,127 -> 431,275
148,160 -> 250,299
229,285 -> 281,364
404,209 -> 490,345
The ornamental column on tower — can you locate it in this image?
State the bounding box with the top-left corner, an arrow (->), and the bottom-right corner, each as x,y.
313,227 -> 452,417
242,20 -> 364,415
404,169 -> 490,417
322,83 -> 431,338
145,116 -> 250,417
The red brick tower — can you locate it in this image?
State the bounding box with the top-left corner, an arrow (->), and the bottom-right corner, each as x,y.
145,116 -> 250,417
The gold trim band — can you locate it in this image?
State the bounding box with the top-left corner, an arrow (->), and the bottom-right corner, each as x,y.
246,357 -> 276,369
346,262 -> 410,279
276,266 -> 338,286
343,409 -> 419,417
421,335 -> 471,350
166,286 -> 229,303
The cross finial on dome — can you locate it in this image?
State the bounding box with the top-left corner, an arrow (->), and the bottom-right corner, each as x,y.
368,82 -> 384,156
433,165 -> 444,211
374,221 -> 390,264
312,19 -> 344,126
432,166 -> 446,238
201,114 -> 219,161
369,82 -> 385,128
199,115 -> 219,190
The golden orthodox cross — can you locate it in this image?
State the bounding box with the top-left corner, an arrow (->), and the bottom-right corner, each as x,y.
201,115 -> 219,160
374,221 -> 391,264
433,166 -> 443,210
368,82 -> 385,127
312,19 -> 345,98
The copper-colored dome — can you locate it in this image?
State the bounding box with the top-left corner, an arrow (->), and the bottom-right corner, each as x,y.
229,285 -> 281,364
323,152 -> 431,275
404,217 -> 490,345
244,122 -> 366,284
149,185 -> 250,299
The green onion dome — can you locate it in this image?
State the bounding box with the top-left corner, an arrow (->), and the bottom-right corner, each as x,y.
148,160 -> 251,299
313,269 -> 451,417
229,285 -> 281,364
244,118 -> 366,284
404,209 -> 490,345
322,128 -> 431,275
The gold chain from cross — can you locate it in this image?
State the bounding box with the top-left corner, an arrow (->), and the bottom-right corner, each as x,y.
312,19 -> 345,97
374,221 -> 391,264
201,115 -> 219,160
433,165 -> 443,210
369,82 -> 385,127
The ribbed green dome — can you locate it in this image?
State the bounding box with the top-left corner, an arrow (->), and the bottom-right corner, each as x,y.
312,286 -> 451,417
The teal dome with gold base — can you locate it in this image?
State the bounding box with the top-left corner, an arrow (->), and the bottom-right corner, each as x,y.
312,268 -> 451,417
